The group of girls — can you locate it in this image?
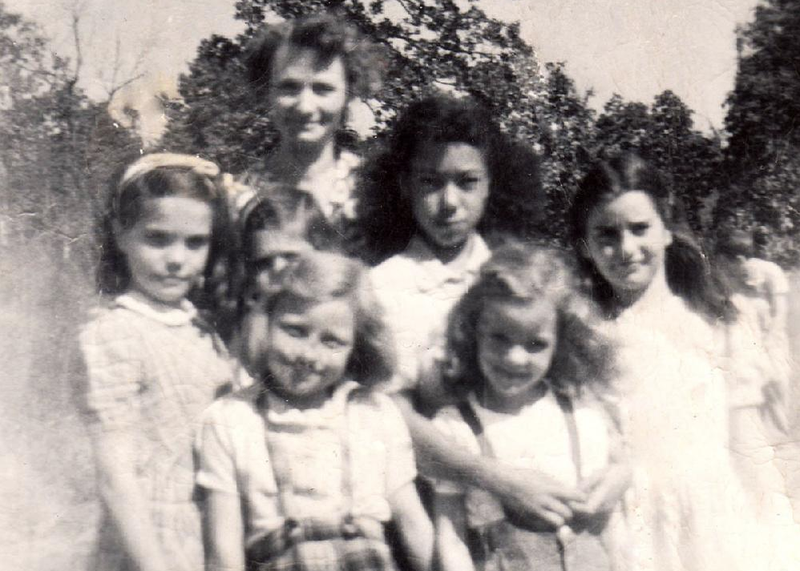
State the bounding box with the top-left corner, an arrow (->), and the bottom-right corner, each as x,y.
77,11 -> 796,571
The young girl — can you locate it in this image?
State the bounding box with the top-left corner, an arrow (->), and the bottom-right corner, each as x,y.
432,244 -> 628,571
197,250 -> 433,571
569,153 -> 799,571
363,95 -> 589,533
79,153 -> 236,571
362,94 -> 544,397
228,183 -> 341,377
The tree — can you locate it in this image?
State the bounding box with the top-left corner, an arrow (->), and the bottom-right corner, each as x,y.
162,0 -> 545,173
721,0 -> 800,265
596,90 -> 723,235
0,2 -> 139,263
725,0 -> 800,171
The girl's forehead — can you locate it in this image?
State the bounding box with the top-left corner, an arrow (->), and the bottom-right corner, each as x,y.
251,230 -> 311,253
410,141 -> 487,170
271,43 -> 345,81
480,297 -> 556,329
588,190 -> 661,223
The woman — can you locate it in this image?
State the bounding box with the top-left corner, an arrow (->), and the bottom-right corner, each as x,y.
239,13 -> 382,230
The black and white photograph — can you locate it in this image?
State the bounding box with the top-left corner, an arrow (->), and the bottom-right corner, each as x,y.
1,1 -> 799,570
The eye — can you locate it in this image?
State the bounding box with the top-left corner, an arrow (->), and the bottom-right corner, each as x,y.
143,231 -> 171,247
415,173 -> 442,192
279,322 -> 307,338
313,82 -> 336,95
527,338 -> 550,352
275,80 -> 302,95
457,174 -> 481,190
321,334 -> 349,349
630,222 -> 650,236
186,235 -> 210,250
594,227 -> 618,242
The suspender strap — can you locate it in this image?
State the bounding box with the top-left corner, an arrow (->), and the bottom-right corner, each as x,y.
458,394 -> 583,480
555,393 -> 583,481
259,389 -> 358,522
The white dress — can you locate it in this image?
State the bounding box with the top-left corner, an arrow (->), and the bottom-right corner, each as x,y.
604,293 -> 757,571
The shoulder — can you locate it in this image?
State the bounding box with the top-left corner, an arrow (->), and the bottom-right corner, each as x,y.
79,301 -> 145,353
432,403 -> 477,448
203,384 -> 261,422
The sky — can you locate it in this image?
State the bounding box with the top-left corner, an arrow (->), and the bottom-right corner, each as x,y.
5,0 -> 760,136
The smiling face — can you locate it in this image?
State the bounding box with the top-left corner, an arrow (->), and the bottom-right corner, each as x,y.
583,190 -> 673,300
268,44 -> 348,150
406,142 -> 490,259
116,196 -> 212,307
477,298 -> 557,412
265,295 -> 355,408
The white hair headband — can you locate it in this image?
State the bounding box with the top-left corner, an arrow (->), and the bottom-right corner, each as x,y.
120,153 -> 221,186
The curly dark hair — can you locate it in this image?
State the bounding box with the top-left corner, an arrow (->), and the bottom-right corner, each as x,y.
355,95 -> 545,265
446,242 -> 615,399
569,153 -> 735,322
265,250 -> 395,387
243,12 -> 383,100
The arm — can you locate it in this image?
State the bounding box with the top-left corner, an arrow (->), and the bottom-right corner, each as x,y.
205,490 -> 245,571
389,481 -> 434,571
91,431 -> 169,571
433,493 -> 474,571
394,396 -> 584,527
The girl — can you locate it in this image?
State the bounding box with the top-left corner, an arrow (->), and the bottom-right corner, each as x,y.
229,183 -> 342,377
364,94 -> 544,396
240,13 -> 382,231
197,250 -> 433,571
433,243 -> 628,571
569,153 -> 798,571
364,95 -> 588,533
79,153 -> 236,571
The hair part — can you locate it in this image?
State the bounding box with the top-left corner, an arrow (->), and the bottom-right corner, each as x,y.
355,94 -> 544,264
447,242 -> 615,398
569,153 -> 735,322
244,12 -> 382,100
266,250 -> 395,387
96,156 -> 231,298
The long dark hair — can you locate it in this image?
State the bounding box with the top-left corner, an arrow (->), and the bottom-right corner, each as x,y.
569,153 -> 735,322
355,95 -> 544,265
96,157 -> 231,302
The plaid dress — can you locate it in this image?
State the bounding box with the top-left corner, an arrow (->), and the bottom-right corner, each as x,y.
197,382 -> 415,571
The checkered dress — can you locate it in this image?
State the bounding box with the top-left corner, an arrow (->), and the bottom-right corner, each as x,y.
245,389 -> 399,571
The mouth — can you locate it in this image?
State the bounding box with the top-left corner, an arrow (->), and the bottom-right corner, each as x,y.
155,276 -> 190,287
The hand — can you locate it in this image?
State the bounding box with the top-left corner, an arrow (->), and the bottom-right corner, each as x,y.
570,464 -> 631,516
497,468 -> 587,528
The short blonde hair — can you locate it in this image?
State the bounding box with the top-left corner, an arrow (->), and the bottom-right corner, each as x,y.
266,250 -> 395,387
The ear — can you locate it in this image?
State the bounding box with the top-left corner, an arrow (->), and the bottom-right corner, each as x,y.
664,228 -> 673,247
577,238 -> 592,260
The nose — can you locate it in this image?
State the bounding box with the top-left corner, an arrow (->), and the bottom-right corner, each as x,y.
506,345 -> 529,367
164,243 -> 187,271
439,182 -> 459,213
619,230 -> 637,259
294,86 -> 315,115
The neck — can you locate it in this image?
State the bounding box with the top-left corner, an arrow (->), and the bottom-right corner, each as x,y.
480,382 -> 548,415
125,289 -> 186,312
264,382 -> 334,411
422,233 -> 475,266
612,267 -> 674,316
269,139 -> 338,186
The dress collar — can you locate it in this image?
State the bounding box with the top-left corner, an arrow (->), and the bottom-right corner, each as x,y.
262,380 -> 361,428
404,234 -> 490,294
115,293 -> 198,327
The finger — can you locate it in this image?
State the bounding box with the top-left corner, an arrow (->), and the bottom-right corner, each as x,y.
551,486 -> 588,503
538,509 -> 566,528
542,497 -> 573,520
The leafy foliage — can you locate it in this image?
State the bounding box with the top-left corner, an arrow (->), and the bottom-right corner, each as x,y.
721,0 -> 800,263
0,2 -> 139,266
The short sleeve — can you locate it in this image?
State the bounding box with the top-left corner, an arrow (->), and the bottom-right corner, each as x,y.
79,315 -> 144,432
375,394 -> 418,495
196,400 -> 239,495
